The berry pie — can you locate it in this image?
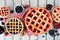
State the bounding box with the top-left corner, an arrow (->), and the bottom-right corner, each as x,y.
25,8 -> 52,34
52,6 -> 60,23
5,18 -> 24,35
0,7 -> 10,18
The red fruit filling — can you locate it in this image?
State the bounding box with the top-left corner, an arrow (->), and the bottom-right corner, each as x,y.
28,25 -> 32,31
37,30 -> 40,33
33,29 -> 37,32
39,9 -> 42,12
44,18 -> 47,21
27,18 -> 30,22
38,19 -> 41,23
42,22 -> 45,25
31,21 -> 35,24
40,15 -> 43,18
54,10 -> 56,13
44,28 -> 47,32
39,26 -> 43,29
36,23 -> 38,27
33,16 -> 37,20
28,13 -> 33,17
43,10 -> 47,14
48,18 -> 52,23
46,24 -> 50,28
36,13 -> 40,16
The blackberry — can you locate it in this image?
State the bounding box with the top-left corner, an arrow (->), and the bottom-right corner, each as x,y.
10,10 -> 14,13
46,4 -> 53,10
49,30 -> 55,37
0,18 -> 3,21
15,6 -> 23,13
1,22 -> 5,25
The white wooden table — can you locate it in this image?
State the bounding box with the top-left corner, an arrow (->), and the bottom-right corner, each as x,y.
0,0 -> 60,40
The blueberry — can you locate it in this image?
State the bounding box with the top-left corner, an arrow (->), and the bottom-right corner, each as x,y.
10,10 -> 14,13
42,36 -> 44,38
46,4 -> 53,10
55,30 -> 58,33
0,26 -> 5,34
57,33 -> 59,36
15,6 -> 23,13
0,18 -> 3,21
49,30 -> 55,37
1,22 -> 5,25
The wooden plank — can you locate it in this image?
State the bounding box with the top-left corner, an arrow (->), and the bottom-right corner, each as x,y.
55,29 -> 60,40
30,0 -> 37,7
5,35 -> 13,40
39,0 -> 46,7
0,0 -> 5,40
22,0 -> 29,5
47,0 -> 54,6
14,0 -> 21,11
14,34 -> 22,40
0,33 -> 5,40
5,0 -> 14,10
0,0 -> 4,6
38,34 -> 46,40
55,0 -> 60,6
30,35 -> 38,40
22,32 -> 30,40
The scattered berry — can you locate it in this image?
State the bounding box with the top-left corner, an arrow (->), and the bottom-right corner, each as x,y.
10,10 -> 14,13
55,30 -> 58,33
1,22 -> 5,25
15,6 -> 23,13
4,32 -> 9,36
57,33 -> 59,36
46,4 -> 53,10
0,26 -> 5,34
42,36 -> 44,37
0,18 -> 3,21
49,30 -> 55,37
24,5 -> 29,9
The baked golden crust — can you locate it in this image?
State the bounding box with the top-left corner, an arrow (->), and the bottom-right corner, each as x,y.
52,6 -> 60,23
5,18 -> 24,35
25,8 -> 52,34
0,6 -> 10,18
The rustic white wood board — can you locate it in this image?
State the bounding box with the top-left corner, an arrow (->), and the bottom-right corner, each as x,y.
0,0 -> 60,40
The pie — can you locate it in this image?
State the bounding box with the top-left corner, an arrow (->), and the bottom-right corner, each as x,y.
0,7 -> 10,18
52,6 -> 60,23
25,8 -> 52,34
5,18 -> 24,35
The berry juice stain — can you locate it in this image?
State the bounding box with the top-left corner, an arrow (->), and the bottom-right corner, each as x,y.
54,22 -> 60,29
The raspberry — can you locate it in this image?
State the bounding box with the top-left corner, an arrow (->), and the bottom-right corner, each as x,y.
46,4 -> 53,10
